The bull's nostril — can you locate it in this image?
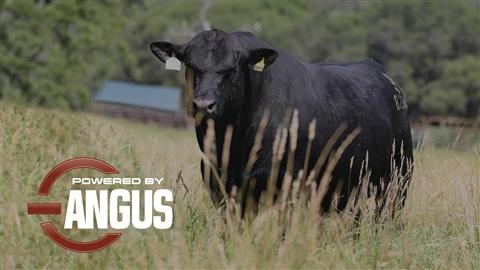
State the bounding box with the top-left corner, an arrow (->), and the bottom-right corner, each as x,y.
193,99 -> 216,113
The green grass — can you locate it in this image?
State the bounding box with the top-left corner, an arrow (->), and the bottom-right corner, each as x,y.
1,104 -> 479,269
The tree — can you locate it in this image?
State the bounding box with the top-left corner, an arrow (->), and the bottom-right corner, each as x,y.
428,55 -> 480,117
1,0 -> 478,118
1,1 -> 131,110
365,1 -> 480,117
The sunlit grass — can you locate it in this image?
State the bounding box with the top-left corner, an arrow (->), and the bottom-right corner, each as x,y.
1,104 -> 478,269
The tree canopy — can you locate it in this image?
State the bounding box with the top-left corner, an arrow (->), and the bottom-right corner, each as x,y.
1,0 -> 479,118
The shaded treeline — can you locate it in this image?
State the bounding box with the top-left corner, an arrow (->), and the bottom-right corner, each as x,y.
1,0 -> 479,117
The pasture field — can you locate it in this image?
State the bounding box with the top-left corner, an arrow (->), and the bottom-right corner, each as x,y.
1,104 -> 479,269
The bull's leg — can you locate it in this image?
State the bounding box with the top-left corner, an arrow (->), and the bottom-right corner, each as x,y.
200,160 -> 223,207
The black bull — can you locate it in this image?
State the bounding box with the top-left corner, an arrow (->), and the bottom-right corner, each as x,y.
150,29 -> 413,216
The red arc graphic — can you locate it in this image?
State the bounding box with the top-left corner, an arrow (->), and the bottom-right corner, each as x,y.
38,157 -> 119,196
27,157 -> 122,253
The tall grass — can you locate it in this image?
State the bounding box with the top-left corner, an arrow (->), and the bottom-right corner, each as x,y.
1,104 -> 479,269
201,108 -> 412,226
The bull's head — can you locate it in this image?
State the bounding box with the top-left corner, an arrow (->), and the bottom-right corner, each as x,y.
150,29 -> 278,121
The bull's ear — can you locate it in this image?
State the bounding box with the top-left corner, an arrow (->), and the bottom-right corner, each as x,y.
150,41 -> 183,63
248,48 -> 278,71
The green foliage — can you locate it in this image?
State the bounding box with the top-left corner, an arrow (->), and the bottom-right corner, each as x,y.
1,0 -> 131,110
1,1 -> 479,117
363,1 -> 480,117
438,55 -> 480,116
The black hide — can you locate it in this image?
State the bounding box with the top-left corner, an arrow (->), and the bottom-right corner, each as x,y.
151,29 -> 414,215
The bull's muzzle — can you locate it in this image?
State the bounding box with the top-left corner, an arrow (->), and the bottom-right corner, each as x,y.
193,99 -> 217,114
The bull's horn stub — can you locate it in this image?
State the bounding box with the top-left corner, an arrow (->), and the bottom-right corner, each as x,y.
254,58 -> 265,72
166,55 -> 181,71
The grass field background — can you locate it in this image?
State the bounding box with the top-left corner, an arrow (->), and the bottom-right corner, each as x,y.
1,104 -> 479,269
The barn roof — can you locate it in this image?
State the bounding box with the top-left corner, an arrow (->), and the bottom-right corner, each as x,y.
94,80 -> 182,113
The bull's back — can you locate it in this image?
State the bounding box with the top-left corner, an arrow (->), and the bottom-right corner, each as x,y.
309,59 -> 407,130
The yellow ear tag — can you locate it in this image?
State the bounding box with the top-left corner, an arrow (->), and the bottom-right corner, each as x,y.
253,58 -> 265,72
